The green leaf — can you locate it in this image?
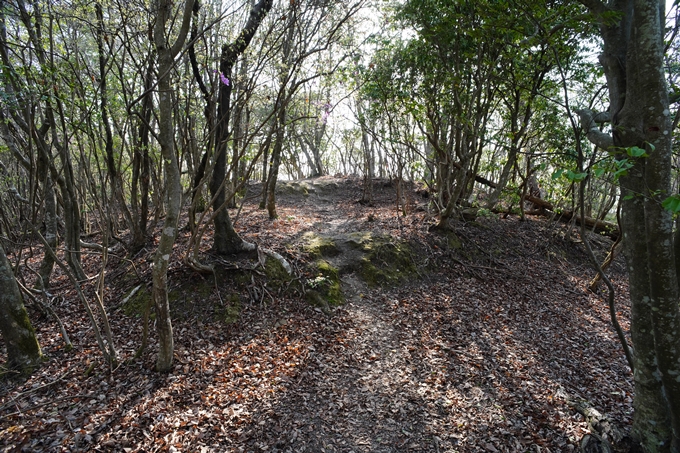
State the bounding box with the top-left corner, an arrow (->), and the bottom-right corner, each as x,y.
593,167 -> 605,178
614,168 -> 629,178
612,158 -> 633,180
626,146 -> 648,158
565,170 -> 587,182
552,169 -> 564,180
623,194 -> 635,200
662,195 -> 680,213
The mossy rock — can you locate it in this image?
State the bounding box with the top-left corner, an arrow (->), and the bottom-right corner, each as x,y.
461,207 -> 478,221
264,255 -> 294,289
344,232 -> 418,287
122,278 -> 241,324
310,179 -> 339,193
306,260 -> 343,309
345,231 -> 376,251
302,232 -> 340,258
276,181 -> 311,197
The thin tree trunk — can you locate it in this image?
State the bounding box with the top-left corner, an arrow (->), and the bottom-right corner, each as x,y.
266,106 -> 285,219
36,175 -> 57,289
152,0 -> 193,372
131,57 -> 154,252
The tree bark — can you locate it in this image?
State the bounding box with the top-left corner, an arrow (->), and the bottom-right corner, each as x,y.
130,57 -> 154,253
95,2 -> 133,235
211,0 -> 273,254
36,174 -> 57,289
578,0 -> 680,449
0,243 -> 42,375
266,102 -> 286,219
152,0 -> 194,373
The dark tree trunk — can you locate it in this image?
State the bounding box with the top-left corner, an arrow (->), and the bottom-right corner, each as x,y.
36,174 -> 57,289
0,243 -> 42,375
266,104 -> 286,219
131,57 -> 154,253
210,0 -> 273,254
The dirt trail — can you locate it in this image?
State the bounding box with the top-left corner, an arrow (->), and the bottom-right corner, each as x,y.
0,177 -> 634,452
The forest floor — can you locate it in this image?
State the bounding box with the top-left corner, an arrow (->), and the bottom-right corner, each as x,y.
0,176 -> 635,453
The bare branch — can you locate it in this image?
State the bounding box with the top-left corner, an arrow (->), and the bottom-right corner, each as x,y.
575,108 -> 614,150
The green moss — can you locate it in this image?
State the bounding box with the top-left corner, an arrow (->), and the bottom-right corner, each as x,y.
430,229 -> 461,250
264,256 -> 293,289
346,233 -> 418,287
121,272 -> 244,325
216,294 -> 241,323
305,259 -> 343,311
302,232 -> 340,258
6,304 -> 43,374
191,281 -> 213,300
305,290 -> 329,311
215,267 -> 251,286
445,231 -> 462,249
122,286 -> 153,318
346,232 -> 375,251
168,289 -> 182,305
195,194 -> 207,213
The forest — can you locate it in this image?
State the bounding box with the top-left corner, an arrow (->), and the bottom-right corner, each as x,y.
0,0 -> 679,451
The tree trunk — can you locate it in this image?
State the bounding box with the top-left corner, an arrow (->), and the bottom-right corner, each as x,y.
130,57 -> 154,253
95,2 -> 133,235
211,0 -> 273,254
151,0 -> 193,373
486,144 -> 518,209
357,99 -> 374,205
0,243 -> 42,375
266,106 -> 285,219
578,0 -> 680,449
36,174 -> 57,289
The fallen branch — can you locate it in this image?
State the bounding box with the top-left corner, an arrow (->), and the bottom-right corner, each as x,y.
560,391 -> 625,453
523,194 -> 619,240
0,369 -> 73,414
454,167 -> 620,239
16,281 -> 73,352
